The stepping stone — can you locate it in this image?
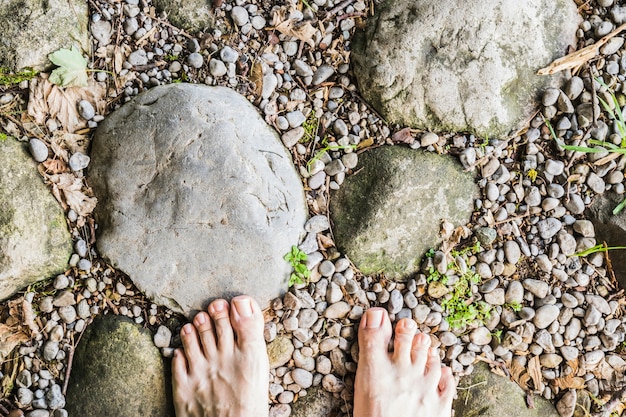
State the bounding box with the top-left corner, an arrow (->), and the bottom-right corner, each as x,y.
330,146 -> 478,279
351,0 -> 580,137
89,84 -> 307,315
0,138 -> 72,301
66,315 -> 172,417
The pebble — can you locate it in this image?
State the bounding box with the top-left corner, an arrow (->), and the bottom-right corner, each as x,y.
291,368 -> 313,388
231,6 -> 249,26
154,325 -> 172,348
534,305 -> 560,329
537,218 -> 562,239
69,152 -> 90,171
209,59 -> 227,77
503,241 -> 521,264
324,302 -> 351,319
311,65 -> 334,85
78,100 -> 95,120
220,46 -> 239,63
128,49 -> 148,66
187,53 -> 204,69
29,139 -> 48,162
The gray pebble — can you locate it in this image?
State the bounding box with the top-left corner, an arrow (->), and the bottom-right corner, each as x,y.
564,193 -> 585,214
220,46 -> 239,63
58,306 -> 77,323
324,302 -> 350,319
503,241 -> 521,264
231,6 -> 249,26
291,368 -> 313,388
388,289 -> 403,314
269,404 -> 291,417
77,258 -> 92,271
523,279 -> 549,298
537,217 -> 562,239
187,52 -> 204,69
534,305 -> 560,329
27,411 -> 50,417
46,384 -> 65,410
475,227 -> 497,246
69,152 -> 90,171
29,138 -> 48,162
209,59 -> 227,77
18,387 -> 34,405
154,325 -> 172,348
312,65 -> 334,85
78,100 -> 95,120
469,327 -> 492,345
43,341 -> 59,361
128,49 -> 148,66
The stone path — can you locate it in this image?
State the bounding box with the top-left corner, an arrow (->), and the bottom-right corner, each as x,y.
1,1 -> 626,417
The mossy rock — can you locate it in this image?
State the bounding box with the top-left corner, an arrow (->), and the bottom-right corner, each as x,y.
330,146 -> 478,279
453,362 -> 559,417
0,138 -> 72,301
66,315 -> 173,417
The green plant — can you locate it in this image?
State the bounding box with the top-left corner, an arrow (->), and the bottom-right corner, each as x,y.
164,54 -> 179,61
301,110 -> 319,143
307,144 -> 357,171
425,241 -> 490,329
505,301 -> 522,312
492,329 -> 503,343
0,68 -> 38,86
284,245 -> 310,287
572,243 -> 626,257
0,133 -> 8,141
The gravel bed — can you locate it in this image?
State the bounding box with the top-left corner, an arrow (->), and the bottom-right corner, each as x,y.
3,0 -> 626,416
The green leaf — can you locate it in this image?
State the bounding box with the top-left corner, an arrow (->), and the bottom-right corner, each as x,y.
48,46 -> 88,87
614,197 -> 626,215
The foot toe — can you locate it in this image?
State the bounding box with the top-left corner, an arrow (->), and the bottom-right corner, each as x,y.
180,323 -> 204,361
438,366 -> 457,403
230,295 -> 265,349
358,308 -> 392,363
194,311 -> 217,357
410,332 -> 431,373
392,318 -> 417,364
208,299 -> 235,352
424,347 -> 442,384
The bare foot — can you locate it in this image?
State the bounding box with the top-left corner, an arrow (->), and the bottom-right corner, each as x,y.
172,295 -> 270,417
354,308 -> 456,417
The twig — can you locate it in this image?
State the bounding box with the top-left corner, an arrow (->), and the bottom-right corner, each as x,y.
324,0 -> 354,20
62,317 -> 91,396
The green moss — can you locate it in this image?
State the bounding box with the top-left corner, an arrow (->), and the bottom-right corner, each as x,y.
0,67 -> 38,85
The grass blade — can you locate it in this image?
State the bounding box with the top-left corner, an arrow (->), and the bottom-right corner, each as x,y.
613,197 -> 626,215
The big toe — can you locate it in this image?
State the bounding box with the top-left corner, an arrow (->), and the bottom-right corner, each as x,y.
358,308 -> 392,363
230,295 -> 265,349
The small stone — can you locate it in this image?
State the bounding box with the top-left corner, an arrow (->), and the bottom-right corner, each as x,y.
439,332 -> 458,346
312,65 -> 334,85
29,139 -> 48,162
505,281 -> 524,304
269,404 -> 291,417
220,46 -> 239,63
534,305 -> 560,329
321,374 -> 344,393
187,53 -> 204,69
46,384 -> 65,410
503,241 -> 521,264
69,152 -> 90,171
544,159 -> 565,176
17,387 -> 34,406
58,306 -> 77,323
388,289 -> 403,314
43,341 -> 60,361
556,389 -> 576,417
475,227 -> 497,246
153,325 -> 171,348
209,59 -> 227,77
281,127 -> 305,147
573,220 -> 594,237
78,100 -> 95,120
291,368 -> 313,388
537,217 -> 562,239
484,288 -> 505,305
469,327 -> 492,345
231,6 -> 249,26
324,302 -> 351,319
523,279 -> 549,298
128,49 -> 148,66
540,353 -> 563,368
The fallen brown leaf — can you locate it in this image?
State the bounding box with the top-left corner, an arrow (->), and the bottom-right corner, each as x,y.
509,359 -> 531,391
271,9 -> 316,47
27,74 -> 106,133
42,159 -> 69,174
49,130 -> 89,162
250,60 -> 264,98
528,355 -> 543,392
48,173 -> 97,225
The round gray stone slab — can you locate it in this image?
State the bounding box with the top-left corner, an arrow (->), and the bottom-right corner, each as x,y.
0,138 -> 72,301
65,315 -> 173,417
0,0 -> 89,71
151,0 -> 216,32
329,146 -> 478,279
351,0 -> 580,138
89,84 -> 307,315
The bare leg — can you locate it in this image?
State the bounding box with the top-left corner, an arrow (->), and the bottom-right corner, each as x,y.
171,295 -> 270,417
354,308 -> 456,417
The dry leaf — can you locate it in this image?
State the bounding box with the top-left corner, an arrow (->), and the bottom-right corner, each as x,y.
391,127 -> 414,144
27,75 -> 106,133
538,22 -> 626,75
48,173 -> 97,224
357,137 -> 375,149
22,299 -> 39,336
271,9 -> 316,47
49,131 -> 89,161
42,159 -> 69,174
528,356 -> 543,392
509,360 -> 531,391
250,60 -> 264,97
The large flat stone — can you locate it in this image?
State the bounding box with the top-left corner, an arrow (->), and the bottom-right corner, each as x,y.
0,0 -> 89,71
89,84 -> 307,315
152,0 -> 216,32
351,0 -> 580,137
0,138 -> 72,301
66,315 -> 172,417
329,146 -> 478,280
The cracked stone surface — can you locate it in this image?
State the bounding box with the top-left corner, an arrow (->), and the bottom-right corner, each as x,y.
351,0 -> 580,137
89,84 -> 307,315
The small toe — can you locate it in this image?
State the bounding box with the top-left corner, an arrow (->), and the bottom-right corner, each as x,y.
194,311 -> 217,357
358,308 -> 393,364
171,349 -> 190,413
230,296 -> 265,349
410,332 -> 431,373
392,318 -> 417,364
438,366 -> 457,403
208,299 -> 235,352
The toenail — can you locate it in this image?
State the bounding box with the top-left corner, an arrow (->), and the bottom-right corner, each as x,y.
403,319 -> 416,329
233,298 -> 253,317
183,323 -> 193,334
195,313 -> 206,325
212,300 -> 226,312
365,309 -> 384,328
